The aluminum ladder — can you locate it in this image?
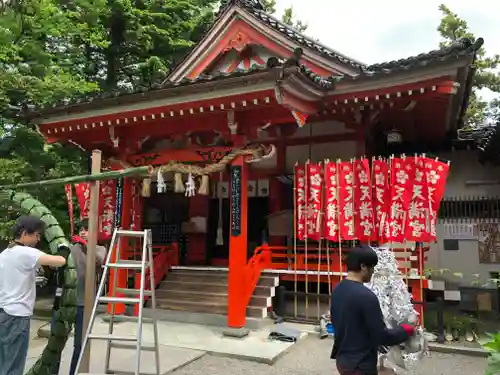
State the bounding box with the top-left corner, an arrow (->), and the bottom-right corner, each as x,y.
76,229 -> 161,375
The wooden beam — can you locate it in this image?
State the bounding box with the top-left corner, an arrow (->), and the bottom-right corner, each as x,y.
80,149 -> 102,373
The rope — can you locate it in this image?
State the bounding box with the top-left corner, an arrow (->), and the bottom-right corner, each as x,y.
158,145 -> 269,175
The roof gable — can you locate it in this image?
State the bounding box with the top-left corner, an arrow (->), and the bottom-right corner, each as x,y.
165,1 -> 364,84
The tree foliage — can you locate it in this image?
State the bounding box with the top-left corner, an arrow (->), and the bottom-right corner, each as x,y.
438,4 -> 500,126
260,0 -> 308,32
0,0 -> 306,242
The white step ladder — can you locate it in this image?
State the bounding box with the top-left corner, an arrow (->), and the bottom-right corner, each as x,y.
76,229 -> 161,375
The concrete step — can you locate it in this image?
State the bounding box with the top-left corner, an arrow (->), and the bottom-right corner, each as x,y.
144,307 -> 273,330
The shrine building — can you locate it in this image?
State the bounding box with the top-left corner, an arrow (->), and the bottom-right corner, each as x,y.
28,0 -> 483,328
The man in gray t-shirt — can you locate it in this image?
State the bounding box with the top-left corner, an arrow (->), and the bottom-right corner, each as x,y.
51,221 -> 106,375
0,216 -> 66,375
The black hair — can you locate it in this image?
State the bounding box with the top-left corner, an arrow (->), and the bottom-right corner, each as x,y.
77,219 -> 89,232
346,245 -> 378,272
12,215 -> 45,239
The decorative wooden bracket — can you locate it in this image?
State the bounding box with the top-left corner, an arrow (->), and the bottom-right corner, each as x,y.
224,31 -> 254,53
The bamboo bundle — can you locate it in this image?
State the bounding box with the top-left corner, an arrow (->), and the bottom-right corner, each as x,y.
0,166 -> 153,190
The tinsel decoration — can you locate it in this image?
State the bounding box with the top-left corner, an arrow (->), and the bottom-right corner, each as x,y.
174,172 -> 185,193
185,173 -> 196,197
366,246 -> 428,372
141,178 -> 151,197
157,169 -> 167,193
198,175 -> 209,195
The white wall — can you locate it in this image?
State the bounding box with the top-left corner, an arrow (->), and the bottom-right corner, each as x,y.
427,150 -> 500,285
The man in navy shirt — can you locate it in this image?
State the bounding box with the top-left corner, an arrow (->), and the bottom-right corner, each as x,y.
330,245 -> 415,375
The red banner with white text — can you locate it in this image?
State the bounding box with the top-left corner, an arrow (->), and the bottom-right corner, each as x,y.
99,179 -> 117,240
338,161 -> 356,240
388,157 -> 415,243
306,163 -> 323,240
294,165 -> 306,241
372,159 -> 391,243
324,161 -> 339,241
292,155 -> 450,244
405,156 -> 431,241
424,158 -> 450,242
75,183 -> 90,219
354,158 -> 375,241
64,184 -> 75,235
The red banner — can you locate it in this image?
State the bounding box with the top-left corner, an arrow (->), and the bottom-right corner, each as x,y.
372,159 -> 391,243
324,161 -> 339,241
99,179 -> 117,240
425,158 -> 450,241
405,156 -> 431,241
354,159 -> 374,241
295,165 -> 306,241
64,184 -> 75,235
75,183 -> 90,219
389,157 -> 415,243
306,163 -> 323,240
338,161 -> 355,240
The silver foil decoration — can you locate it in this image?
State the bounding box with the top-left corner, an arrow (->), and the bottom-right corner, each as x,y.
365,246 -> 428,372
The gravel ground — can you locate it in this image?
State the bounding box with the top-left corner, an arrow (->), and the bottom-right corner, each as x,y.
171,335 -> 487,375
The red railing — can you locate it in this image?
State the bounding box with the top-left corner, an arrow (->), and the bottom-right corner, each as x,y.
242,244 -> 272,308
235,244 -> 429,323
133,243 -> 179,316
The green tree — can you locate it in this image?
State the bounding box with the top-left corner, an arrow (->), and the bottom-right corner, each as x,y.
281,6 -> 307,33
438,4 -> 500,126
260,1 -> 308,33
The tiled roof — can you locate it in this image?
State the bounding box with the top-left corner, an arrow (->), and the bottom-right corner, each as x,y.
224,0 -> 365,70
30,65 -> 270,115
299,37 -> 485,90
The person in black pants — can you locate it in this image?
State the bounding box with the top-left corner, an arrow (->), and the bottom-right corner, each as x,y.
330,245 -> 415,375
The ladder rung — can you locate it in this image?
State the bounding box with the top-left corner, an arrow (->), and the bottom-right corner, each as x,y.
99,296 -> 141,304
102,314 -> 154,323
107,261 -> 147,269
88,334 -> 137,342
109,341 -> 157,351
116,288 -> 153,297
116,229 -> 146,237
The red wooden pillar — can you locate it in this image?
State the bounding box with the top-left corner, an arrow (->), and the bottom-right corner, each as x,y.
107,177 -> 132,314
228,155 -> 248,328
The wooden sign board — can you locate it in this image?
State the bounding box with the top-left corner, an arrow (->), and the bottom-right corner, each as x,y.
230,165 -> 242,236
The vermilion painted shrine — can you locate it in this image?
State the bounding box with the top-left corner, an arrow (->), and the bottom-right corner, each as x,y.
27,0 -> 483,328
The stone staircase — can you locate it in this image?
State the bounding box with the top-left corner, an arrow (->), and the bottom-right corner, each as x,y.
155,267 -> 278,319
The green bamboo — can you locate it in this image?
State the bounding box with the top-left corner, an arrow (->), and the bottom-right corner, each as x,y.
0,165 -> 153,190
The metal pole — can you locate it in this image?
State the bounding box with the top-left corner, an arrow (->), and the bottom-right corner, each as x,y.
80,149 -> 102,372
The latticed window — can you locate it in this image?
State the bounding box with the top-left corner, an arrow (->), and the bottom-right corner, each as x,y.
438,197 -> 500,220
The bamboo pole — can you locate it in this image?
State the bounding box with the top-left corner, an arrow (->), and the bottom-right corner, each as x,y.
0,166 -> 153,190
304,160 -> 310,320
80,150 -> 102,372
317,161 -> 324,320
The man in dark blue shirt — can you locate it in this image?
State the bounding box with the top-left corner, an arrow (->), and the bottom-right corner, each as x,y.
330,245 -> 415,375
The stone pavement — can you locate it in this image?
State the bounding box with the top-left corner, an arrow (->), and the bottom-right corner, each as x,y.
170,335 -> 488,375
27,318 -> 306,374
26,318 -> 486,375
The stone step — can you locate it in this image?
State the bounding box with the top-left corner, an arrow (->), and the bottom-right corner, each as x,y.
155,289 -> 271,308
156,298 -> 267,318
166,270 -> 278,287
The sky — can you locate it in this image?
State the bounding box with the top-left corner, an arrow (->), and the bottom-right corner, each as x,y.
274,0 -> 500,101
